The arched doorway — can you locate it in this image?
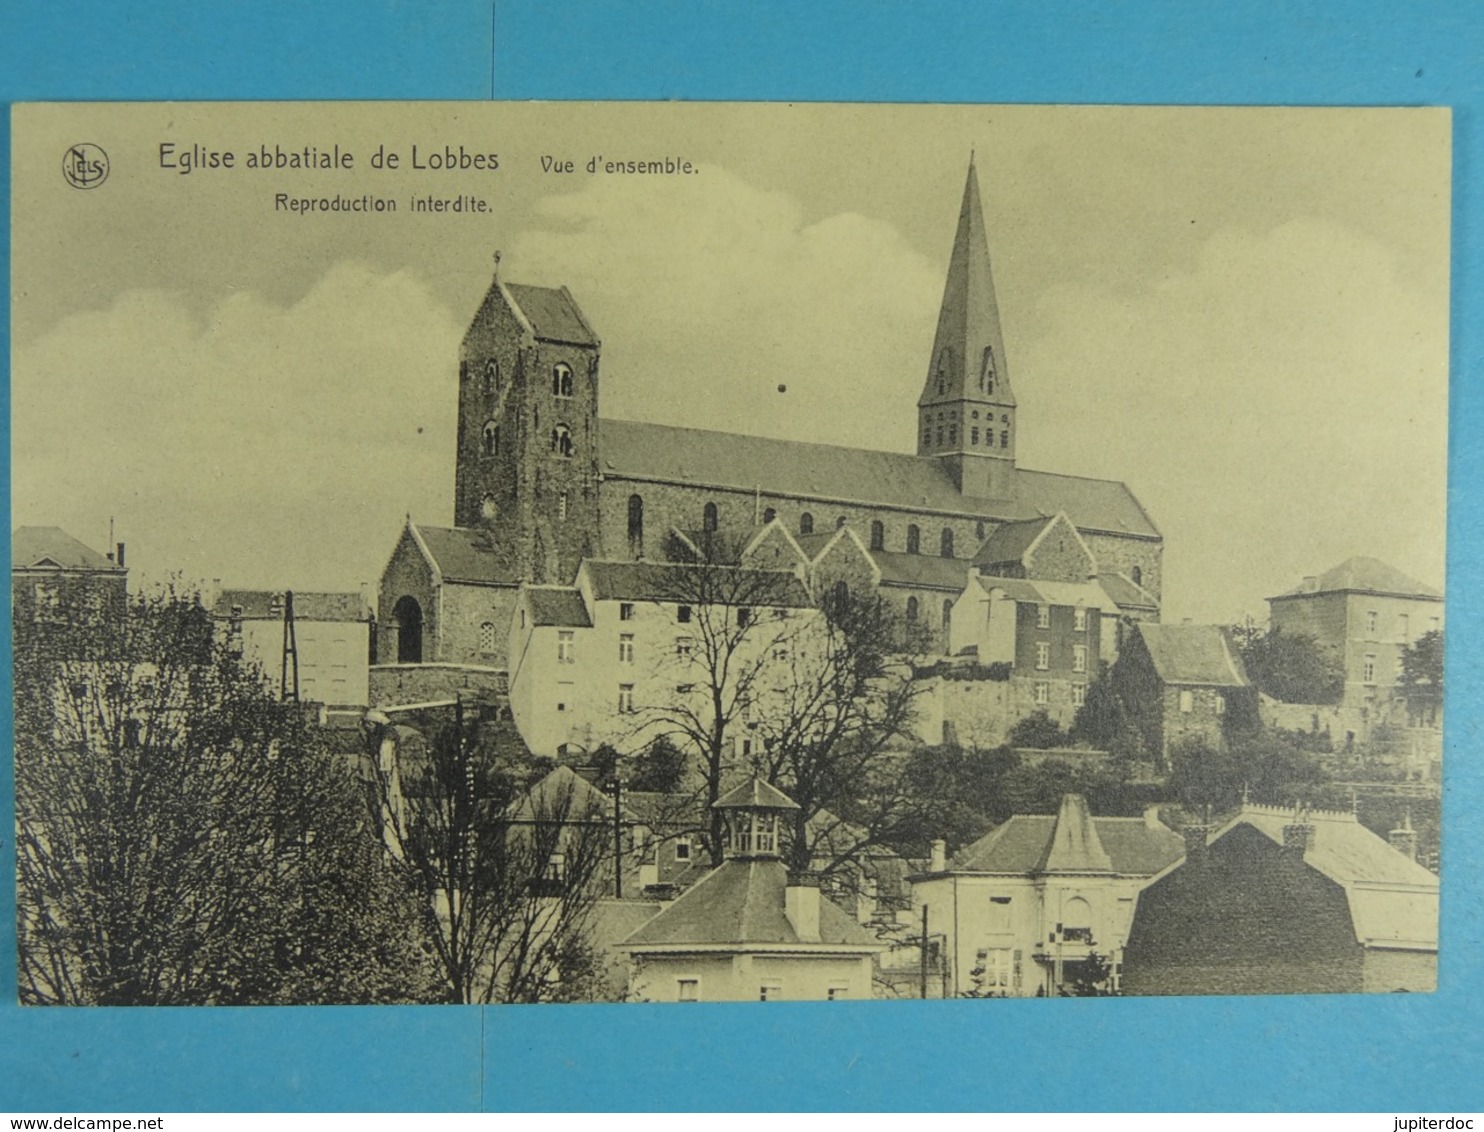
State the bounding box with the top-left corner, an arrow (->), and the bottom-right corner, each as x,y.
393,595 -> 423,664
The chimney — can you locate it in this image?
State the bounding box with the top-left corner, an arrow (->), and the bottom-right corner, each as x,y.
1181,823 -> 1213,860
785,871 -> 821,942
1389,810 -> 1418,862
1144,803 -> 1164,831
1283,821 -> 1315,854
930,839 -> 948,873
116,542 -> 126,569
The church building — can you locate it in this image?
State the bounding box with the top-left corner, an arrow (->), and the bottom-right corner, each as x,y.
375,160 -> 1162,704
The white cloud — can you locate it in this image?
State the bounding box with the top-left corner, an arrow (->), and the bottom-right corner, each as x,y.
504,167 -> 944,453
13,262 -> 464,592
1016,217 -> 1448,622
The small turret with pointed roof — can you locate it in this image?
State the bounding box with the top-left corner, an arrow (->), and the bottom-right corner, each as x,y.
919,155 -> 1018,500
714,775 -> 799,860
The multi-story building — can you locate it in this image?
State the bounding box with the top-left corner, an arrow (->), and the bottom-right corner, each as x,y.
1266,557 -> 1443,741
506,557 -> 817,758
1121,803 -> 1438,995
210,589 -> 375,715
910,794 -> 1185,997
12,526 -> 128,627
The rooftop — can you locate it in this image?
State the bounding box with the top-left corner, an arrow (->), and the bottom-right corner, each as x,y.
412,524 -> 510,586
211,589 -> 371,622
598,419 -> 1159,539
523,586 -> 592,628
947,797 -> 1184,877
580,558 -> 813,608
618,857 -> 877,950
1272,557 -> 1442,602
13,526 -> 125,573
1134,622 -> 1249,688
504,282 -> 600,347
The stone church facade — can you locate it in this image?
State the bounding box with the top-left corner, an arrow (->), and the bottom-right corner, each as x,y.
375,160 -> 1163,698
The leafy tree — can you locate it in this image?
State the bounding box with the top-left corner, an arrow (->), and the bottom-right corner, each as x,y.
366,702 -> 611,1003
1006,711 -> 1070,750
1058,952 -> 1117,996
1233,625 -> 1344,705
14,584 -> 433,1005
1399,629 -> 1444,726
1070,666 -> 1148,762
1166,730 -> 1330,812
626,734 -> 689,794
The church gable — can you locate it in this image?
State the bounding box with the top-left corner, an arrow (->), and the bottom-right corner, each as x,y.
808,527 -> 880,598
1022,513 -> 1097,584
739,520 -> 809,572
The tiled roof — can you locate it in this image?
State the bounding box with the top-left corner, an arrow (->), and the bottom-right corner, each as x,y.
1272,556 -> 1442,602
598,419 -> 1159,539
1098,571 -> 1159,611
1038,794 -> 1113,873
950,802 -> 1184,877
413,524 -> 510,585
871,549 -> 971,591
1212,806 -> 1438,949
714,776 -> 800,811
13,526 -> 123,572
504,283 -> 599,347
507,765 -> 613,824
211,589 -> 371,622
524,587 -> 592,628
1135,623 -> 1248,688
972,516 -> 1053,567
970,575 -> 1045,604
618,858 -> 878,948
580,559 -> 812,608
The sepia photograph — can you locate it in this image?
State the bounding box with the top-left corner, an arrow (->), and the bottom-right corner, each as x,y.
9,101 -> 1449,1006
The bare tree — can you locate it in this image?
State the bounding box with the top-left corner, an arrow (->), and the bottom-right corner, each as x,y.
747,587 -> 923,879
14,583 -> 431,1005
639,537 -> 809,865
365,702 -> 611,1003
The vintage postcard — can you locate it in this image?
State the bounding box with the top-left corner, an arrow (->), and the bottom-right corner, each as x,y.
9,102 -> 1448,1005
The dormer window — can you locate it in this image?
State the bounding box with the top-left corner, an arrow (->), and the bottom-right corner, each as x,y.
981,345 -> 997,393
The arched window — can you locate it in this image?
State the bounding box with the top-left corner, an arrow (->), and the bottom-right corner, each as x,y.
627,494 -> 644,558
1001,429 -> 1009,448
553,363 -> 573,398
836,515 -> 847,529
482,421 -> 499,456
1131,565 -> 1143,587
906,596 -> 919,622
485,359 -> 499,396
940,529 -> 955,558
981,345 -> 996,394
870,520 -> 884,551
942,599 -> 954,642
907,525 -> 921,555
703,502 -> 719,532
762,507 -> 776,524
986,429 -> 995,448
976,520 -> 986,541
551,424 -> 573,458
800,512 -> 814,535
479,622 -> 497,653
393,596 -> 423,664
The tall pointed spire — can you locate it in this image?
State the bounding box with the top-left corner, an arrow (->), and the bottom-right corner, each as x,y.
918,156 -> 1018,500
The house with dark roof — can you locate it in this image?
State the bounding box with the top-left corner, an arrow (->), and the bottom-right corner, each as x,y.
616,778 -> 882,1002
12,526 -> 129,626
506,556 -> 819,757
209,588 -> 374,711
1120,804 -> 1438,996
909,794 -> 1185,996
375,158 -> 1162,715
1267,557 -> 1443,741
1113,622 -> 1254,766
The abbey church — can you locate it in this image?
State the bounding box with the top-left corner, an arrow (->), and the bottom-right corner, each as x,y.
374,160 -> 1163,719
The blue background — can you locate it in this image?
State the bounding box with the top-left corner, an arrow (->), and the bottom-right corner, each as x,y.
2,0 -> 1482,1112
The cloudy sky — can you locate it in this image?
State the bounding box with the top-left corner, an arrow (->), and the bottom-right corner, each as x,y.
11,103 -> 1449,623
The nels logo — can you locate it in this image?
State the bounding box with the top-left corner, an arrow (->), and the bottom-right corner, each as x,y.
62,143 -> 109,189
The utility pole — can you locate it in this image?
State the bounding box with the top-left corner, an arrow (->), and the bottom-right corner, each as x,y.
279,590 -> 300,702
919,904 -> 930,1000
606,775 -> 624,899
